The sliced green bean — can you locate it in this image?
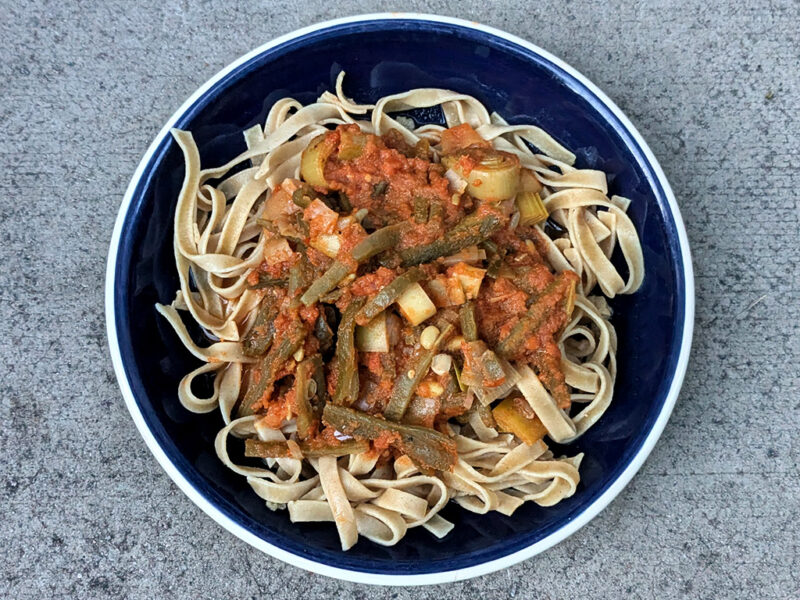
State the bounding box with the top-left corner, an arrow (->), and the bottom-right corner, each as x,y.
244,439 -> 293,458
351,222 -> 408,262
383,323 -> 454,421
301,439 -> 370,457
429,201 -> 444,222
294,357 -> 317,439
533,351 -> 571,409
244,438 -> 369,458
242,298 -> 277,357
291,212 -> 309,239
371,181 -> 389,198
459,301 -> 478,342
413,196 -> 429,223
322,404 -> 457,472
332,297 -> 366,406
248,273 -> 288,290
319,288 -> 344,304
309,354 -> 328,412
288,251 -> 312,298
481,239 -> 504,278
399,213 -> 502,267
292,186 -> 314,209
495,274 -> 570,360
300,261 -> 351,306
337,192 -> 352,213
313,311 -> 334,352
243,322 -> 305,409
355,267 -> 424,326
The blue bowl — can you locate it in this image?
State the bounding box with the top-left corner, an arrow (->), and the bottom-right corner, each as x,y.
106,14 -> 694,585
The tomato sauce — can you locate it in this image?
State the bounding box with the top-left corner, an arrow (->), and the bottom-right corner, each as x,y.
350,267 -> 397,297
324,125 -> 452,226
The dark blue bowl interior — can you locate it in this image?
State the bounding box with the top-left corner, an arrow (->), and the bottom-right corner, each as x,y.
114,19 -> 686,575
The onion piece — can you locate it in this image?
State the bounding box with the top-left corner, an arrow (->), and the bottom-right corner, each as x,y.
441,246 -> 487,266
355,312 -> 390,353
444,168 -> 468,194
310,233 -> 342,258
396,283 -> 437,326
451,262 -> 486,300
473,360 -> 522,405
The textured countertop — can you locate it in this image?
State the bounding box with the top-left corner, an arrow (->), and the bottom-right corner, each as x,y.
2,2 -> 798,598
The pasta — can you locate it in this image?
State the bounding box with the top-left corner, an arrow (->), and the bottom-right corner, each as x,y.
156,73 -> 643,550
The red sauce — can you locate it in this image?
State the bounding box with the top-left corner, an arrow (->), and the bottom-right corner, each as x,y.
324,125 -> 452,225
368,430 -> 402,458
350,267 -> 397,297
337,221 -> 367,269
476,277 -> 528,347
261,389 -> 296,429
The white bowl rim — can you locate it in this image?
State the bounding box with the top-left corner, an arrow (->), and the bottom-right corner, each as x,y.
105,12 -> 695,586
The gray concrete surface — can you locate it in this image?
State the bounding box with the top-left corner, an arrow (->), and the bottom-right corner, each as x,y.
1,1 -> 798,598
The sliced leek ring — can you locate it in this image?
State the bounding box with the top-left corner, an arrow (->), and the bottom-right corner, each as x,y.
300,134 -> 335,187
443,150 -> 520,201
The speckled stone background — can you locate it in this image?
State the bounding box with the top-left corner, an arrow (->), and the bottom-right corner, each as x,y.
2,1 -> 798,598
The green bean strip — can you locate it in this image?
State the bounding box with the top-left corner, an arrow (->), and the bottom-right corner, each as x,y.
291,212 -> 309,239
313,312 -> 334,351
300,261 -> 351,306
337,192 -> 352,213
332,298 -> 366,406
242,298 -> 277,357
310,354 -> 328,412
481,239 -> 504,278
459,301 -> 478,342
292,187 -> 313,209
288,251 -> 312,298
399,213 -> 502,267
429,201 -> 444,222
383,323 -> 454,421
350,222 -> 408,262
243,322 -> 306,409
371,181 -> 389,198
413,196 -> 429,223
294,357 -> 317,439
244,439 -> 293,458
322,404 -> 457,472
244,438 -> 369,459
248,273 -> 288,290
495,275 -> 569,359
354,267 -> 424,326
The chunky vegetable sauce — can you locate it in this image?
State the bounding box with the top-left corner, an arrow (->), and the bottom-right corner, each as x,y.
242,123 -> 578,472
